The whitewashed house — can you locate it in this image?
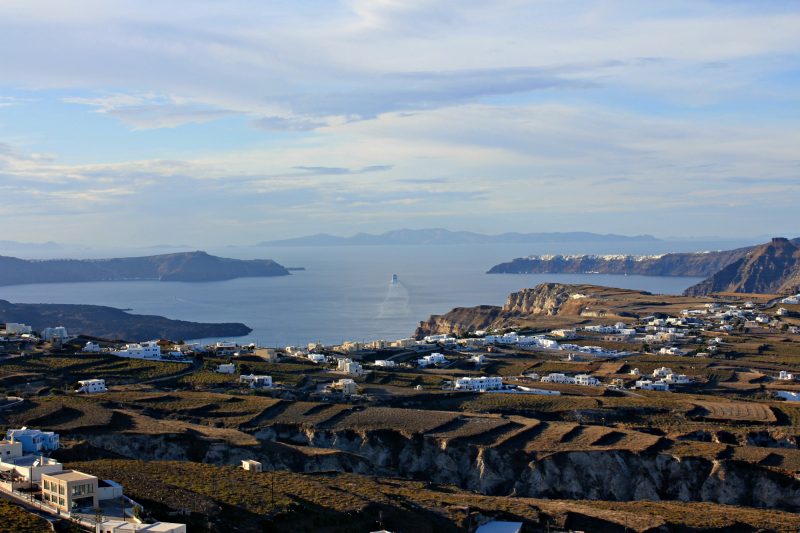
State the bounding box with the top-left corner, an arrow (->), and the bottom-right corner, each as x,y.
217,363 -> 236,374
307,353 -> 326,364
83,342 -> 102,353
41,326 -> 69,342
239,375 -> 272,388
373,360 -> 397,368
76,379 -> 107,394
241,459 -> 262,473
112,341 -> 161,360
635,379 -> 669,391
454,376 -> 503,391
778,371 -> 795,381
337,358 -> 364,376
574,374 -> 600,386
417,353 -> 447,367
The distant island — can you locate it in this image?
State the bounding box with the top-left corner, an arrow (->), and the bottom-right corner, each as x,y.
256,228 -> 660,247
0,300 -> 251,340
0,251 -> 291,287
488,237 -> 800,296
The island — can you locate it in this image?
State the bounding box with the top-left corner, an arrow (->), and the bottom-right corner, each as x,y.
0,299 -> 251,340
0,251 -> 291,287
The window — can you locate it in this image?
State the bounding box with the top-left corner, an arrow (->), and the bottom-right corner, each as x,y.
58,497 -> 64,506
58,484 -> 64,495
43,480 -> 49,490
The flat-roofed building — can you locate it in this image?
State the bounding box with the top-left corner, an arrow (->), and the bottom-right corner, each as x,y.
41,470 -> 98,512
0,439 -> 22,461
98,521 -> 187,533
241,459 -> 262,472
5,427 -> 59,453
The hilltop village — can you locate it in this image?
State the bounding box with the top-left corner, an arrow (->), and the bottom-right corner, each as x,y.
1,284 -> 800,531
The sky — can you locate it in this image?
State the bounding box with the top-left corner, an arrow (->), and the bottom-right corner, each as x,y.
0,0 -> 799,246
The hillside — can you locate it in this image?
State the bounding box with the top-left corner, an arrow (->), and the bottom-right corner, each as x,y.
685,238 -> 800,296
0,251 -> 290,287
258,228 -> 660,246
0,300 -> 251,339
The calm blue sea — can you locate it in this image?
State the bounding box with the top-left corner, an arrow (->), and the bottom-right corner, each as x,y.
0,242 -> 718,346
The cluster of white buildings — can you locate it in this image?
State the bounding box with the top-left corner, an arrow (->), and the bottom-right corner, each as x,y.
780,294 -> 800,305
0,428 -> 184,531
632,367 -> 692,391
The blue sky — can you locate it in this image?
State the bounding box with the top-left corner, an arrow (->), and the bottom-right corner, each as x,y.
0,0 -> 798,246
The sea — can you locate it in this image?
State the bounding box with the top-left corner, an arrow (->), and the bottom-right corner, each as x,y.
0,240 -> 757,347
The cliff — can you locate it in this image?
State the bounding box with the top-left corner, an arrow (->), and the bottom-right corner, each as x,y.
415,283 -> 656,338
487,247 -> 756,277
0,251 -> 290,287
685,238 -> 800,296
67,412 -> 800,513
0,299 -> 251,340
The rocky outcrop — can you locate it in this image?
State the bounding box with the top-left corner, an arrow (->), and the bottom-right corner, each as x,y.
0,250 -> 291,287
415,283 -> 620,338
0,299 -> 252,340
414,305 -> 502,339
685,237 -> 800,296
501,283 -> 576,315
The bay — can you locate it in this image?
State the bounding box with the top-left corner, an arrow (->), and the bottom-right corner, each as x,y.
0,243 -> 708,346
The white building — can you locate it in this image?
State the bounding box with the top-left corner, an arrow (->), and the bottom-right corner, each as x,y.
777,308 -> 790,317
550,329 -> 577,339
331,378 -> 358,395
217,363 -> 236,374
3,323 -> 32,335
417,353 -> 447,367
41,326 -> 69,342
778,371 -> 795,381
373,360 -> 397,368
574,374 -> 600,386
307,353 -> 326,364
630,368 -> 641,376
112,341 -> 161,359
454,376 -> 503,391
780,295 -> 800,305
663,373 -> 692,385
337,358 -> 364,376
97,521 -> 186,533
540,373 -> 573,384
241,459 -> 262,472
0,439 -> 23,461
239,374 -> 272,388
469,354 -> 486,365
652,367 -> 674,379
76,379 -> 107,394
635,379 -> 670,391
83,342 -> 102,353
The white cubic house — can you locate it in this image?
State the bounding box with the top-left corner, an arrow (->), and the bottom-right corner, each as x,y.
76,379 -> 107,394
239,374 -> 272,388
112,341 -> 161,359
454,376 -> 503,391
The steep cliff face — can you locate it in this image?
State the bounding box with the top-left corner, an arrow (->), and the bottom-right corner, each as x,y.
488,247 -> 754,276
501,283 -> 577,315
250,425 -> 800,511
414,305 -> 502,339
415,283 -> 613,338
685,238 -> 800,296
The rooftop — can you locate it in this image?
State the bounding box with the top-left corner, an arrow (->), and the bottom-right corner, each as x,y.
44,469 -> 96,482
